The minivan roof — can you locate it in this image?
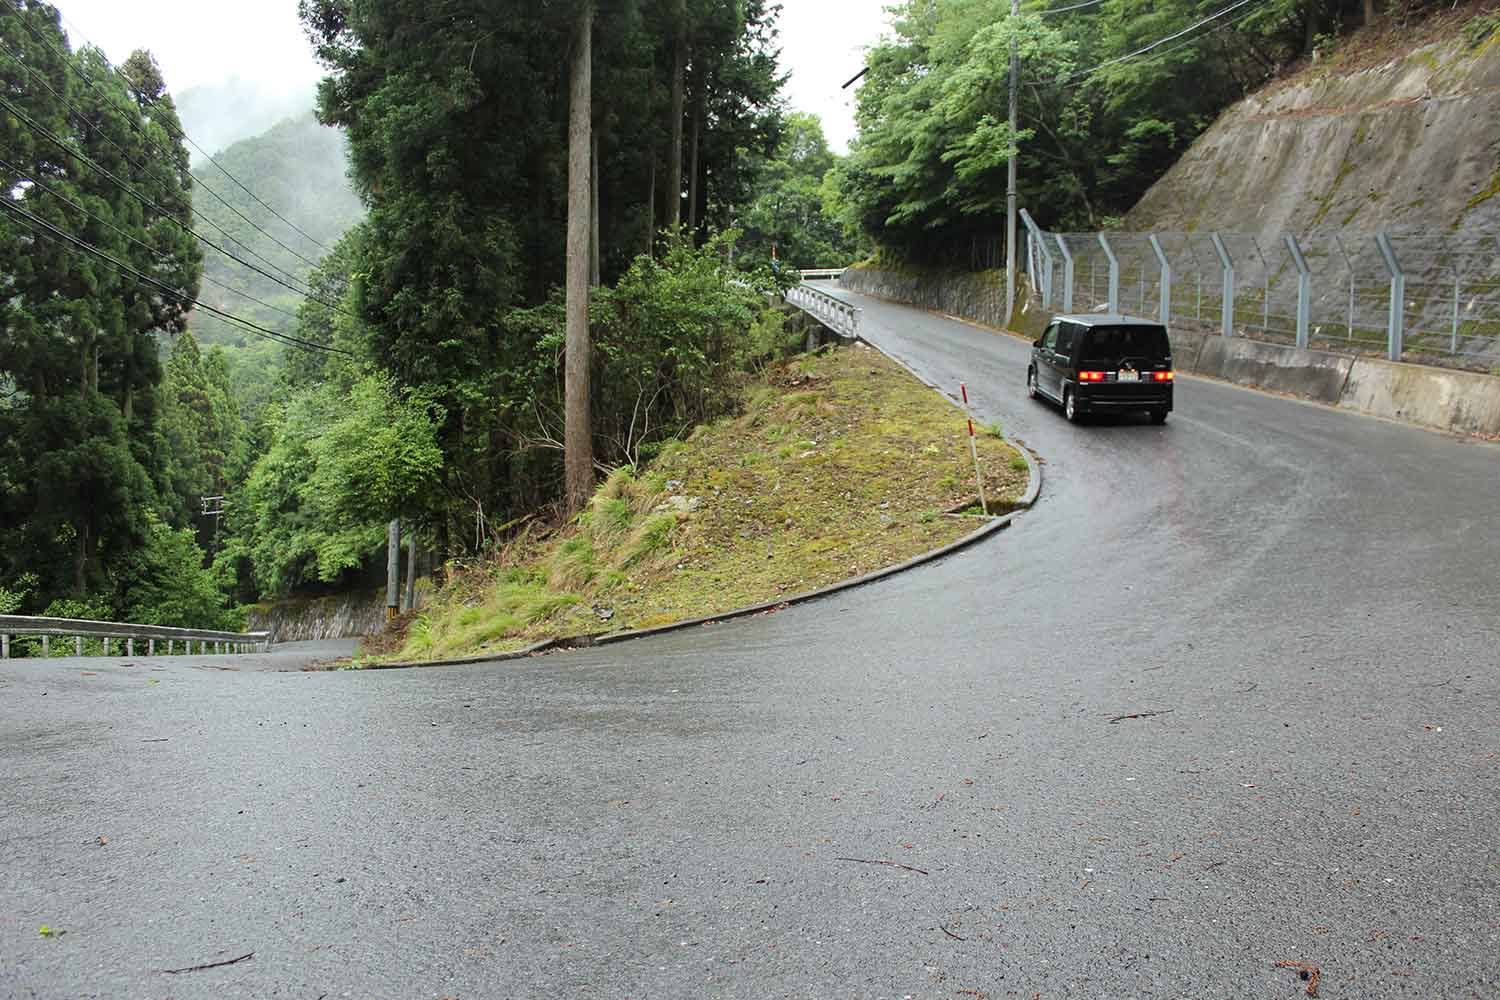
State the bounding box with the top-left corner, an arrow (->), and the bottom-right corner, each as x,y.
1053,314 -> 1163,328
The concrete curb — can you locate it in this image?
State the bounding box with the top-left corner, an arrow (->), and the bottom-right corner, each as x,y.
357,515 -> 1018,671
351,345 -> 1042,673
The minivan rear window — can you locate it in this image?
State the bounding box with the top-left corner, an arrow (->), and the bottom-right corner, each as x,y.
1078,325 -> 1169,364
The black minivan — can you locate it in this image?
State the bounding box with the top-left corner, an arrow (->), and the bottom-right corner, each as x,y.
1027,314 -> 1174,424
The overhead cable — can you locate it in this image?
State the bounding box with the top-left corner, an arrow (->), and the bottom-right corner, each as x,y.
0,198 -> 351,355
1037,0 -> 1261,84
5,0 -> 332,257
1036,0 -> 1106,14
0,92 -> 353,315
0,155 -> 307,325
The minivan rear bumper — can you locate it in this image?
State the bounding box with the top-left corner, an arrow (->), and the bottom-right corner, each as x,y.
1075,385 -> 1173,412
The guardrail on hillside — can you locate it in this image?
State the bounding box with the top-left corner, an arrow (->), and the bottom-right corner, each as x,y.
785,283 -> 862,339
1019,210 -> 1500,368
0,615 -> 270,659
797,267 -> 847,280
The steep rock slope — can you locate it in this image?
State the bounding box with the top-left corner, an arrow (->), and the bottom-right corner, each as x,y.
1128,22 -> 1500,235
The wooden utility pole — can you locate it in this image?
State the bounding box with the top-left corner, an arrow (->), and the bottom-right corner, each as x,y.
386,519 -> 400,620
564,4 -> 595,515
1004,0 -> 1019,328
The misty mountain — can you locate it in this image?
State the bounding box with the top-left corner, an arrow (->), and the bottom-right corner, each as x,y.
175,78 -> 318,161
189,113 -> 363,349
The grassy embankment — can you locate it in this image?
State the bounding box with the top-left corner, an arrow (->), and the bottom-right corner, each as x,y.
386,345 -> 1028,663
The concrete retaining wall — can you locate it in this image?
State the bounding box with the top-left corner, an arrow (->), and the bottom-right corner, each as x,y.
246,589 -> 388,643
1194,338 -> 1355,405
1340,358 -> 1500,436
842,267 -> 1500,437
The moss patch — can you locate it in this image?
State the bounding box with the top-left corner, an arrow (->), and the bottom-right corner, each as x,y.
387,347 -> 1029,663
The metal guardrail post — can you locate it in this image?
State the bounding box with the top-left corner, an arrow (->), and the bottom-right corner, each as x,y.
1098,234 -> 1120,314
1375,231 -> 1405,361
1334,234 -> 1355,340
1284,234 -> 1312,350
1019,210 -> 1055,307
1451,269 -> 1461,354
1250,236 -> 1270,332
1148,235 -> 1172,328
1054,235 -> 1074,312
1210,232 -> 1236,337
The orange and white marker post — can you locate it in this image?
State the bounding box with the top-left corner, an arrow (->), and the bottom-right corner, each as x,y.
961,383 -> 988,515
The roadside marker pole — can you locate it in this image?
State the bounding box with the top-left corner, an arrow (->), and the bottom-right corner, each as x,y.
960,383 -> 988,516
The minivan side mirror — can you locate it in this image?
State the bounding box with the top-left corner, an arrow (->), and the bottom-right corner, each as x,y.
1033,339 -> 1043,348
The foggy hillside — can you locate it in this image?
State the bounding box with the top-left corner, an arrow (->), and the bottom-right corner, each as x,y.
190,113 -> 364,349
175,78 -> 318,161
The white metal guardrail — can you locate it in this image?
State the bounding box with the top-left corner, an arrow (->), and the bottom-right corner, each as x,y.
0,614 -> 270,659
785,282 -> 862,339
797,268 -> 847,280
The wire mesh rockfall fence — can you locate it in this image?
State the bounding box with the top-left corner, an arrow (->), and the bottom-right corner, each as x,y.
1021,212 -> 1500,371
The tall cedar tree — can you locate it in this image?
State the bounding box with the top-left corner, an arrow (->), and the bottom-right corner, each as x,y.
299,0 -> 784,555
0,1 -> 201,603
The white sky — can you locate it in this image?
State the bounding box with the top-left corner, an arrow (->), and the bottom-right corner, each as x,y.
51,0 -> 895,153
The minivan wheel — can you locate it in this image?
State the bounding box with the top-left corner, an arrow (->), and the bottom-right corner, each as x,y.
1150,409 -> 1168,425
1064,389 -> 1080,423
1026,369 -> 1039,400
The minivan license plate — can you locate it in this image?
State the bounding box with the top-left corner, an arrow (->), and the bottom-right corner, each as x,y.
1117,369 -> 1139,383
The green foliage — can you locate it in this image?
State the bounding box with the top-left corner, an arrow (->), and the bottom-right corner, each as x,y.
837,0 -> 1332,263
736,113 -> 870,271
119,514 -> 241,630
0,4 -> 207,620
216,374 -> 442,598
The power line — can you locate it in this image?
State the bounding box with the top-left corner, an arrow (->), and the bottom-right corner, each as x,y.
1044,0 -> 1262,84
1036,0 -> 1106,14
0,24 -> 322,275
0,46 -> 320,294
0,91 -> 353,315
4,0 -> 333,258
0,198 -> 351,355
0,154 -> 307,325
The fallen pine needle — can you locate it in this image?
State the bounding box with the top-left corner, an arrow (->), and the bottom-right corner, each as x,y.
162,952 -> 254,975
1107,709 -> 1173,724
834,857 -> 929,875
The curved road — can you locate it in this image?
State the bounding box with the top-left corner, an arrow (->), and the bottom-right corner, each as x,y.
3,287 -> 1497,998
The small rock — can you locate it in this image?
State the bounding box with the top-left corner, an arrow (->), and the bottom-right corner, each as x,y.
593,606 -> 615,622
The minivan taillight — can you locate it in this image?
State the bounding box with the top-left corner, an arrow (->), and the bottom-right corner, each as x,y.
1078,371 -> 1106,382
1152,371 -> 1175,382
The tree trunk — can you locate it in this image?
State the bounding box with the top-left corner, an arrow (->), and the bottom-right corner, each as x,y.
1304,0 -> 1318,53
668,37 -> 685,230
688,90 -> 702,236
1363,0 -> 1375,26
564,5 -> 595,516
591,129 -> 601,286
646,157 -> 656,252
73,520 -> 89,595
403,534 -> 417,612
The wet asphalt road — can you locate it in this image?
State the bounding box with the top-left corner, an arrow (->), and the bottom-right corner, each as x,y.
2,288 -> 1498,999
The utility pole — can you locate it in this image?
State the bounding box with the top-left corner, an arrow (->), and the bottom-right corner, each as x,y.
386,519 -> 400,621
200,495 -> 226,549
1005,0 -> 1019,329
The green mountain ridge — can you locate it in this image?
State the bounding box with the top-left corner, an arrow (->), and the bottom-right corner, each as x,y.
188,112 -> 364,350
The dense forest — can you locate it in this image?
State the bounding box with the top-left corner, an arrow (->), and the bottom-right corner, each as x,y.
834,0 -> 1416,267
